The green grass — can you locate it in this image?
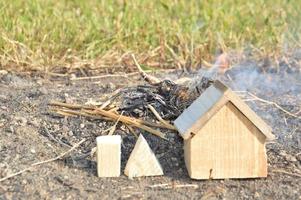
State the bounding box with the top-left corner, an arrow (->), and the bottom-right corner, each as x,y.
0,0 -> 301,71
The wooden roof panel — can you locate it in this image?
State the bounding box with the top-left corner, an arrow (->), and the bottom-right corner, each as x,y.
174,81 -> 229,139
174,80 -> 275,140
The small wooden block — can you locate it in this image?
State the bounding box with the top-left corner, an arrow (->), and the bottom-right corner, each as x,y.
96,135 -> 121,177
124,134 -> 163,178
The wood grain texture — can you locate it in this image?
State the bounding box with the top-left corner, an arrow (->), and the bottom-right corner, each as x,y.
184,138 -> 192,176
96,135 -> 121,177
225,90 -> 274,140
124,134 -> 163,178
185,102 -> 268,179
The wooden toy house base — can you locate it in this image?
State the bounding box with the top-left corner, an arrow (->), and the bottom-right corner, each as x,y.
185,102 -> 267,179
175,80 -> 275,180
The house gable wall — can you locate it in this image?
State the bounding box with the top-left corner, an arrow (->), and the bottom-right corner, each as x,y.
185,102 -> 267,179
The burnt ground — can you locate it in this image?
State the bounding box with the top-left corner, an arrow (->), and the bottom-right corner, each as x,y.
0,63 -> 300,199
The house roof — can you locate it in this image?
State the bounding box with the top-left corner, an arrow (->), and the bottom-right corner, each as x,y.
174,80 -> 275,140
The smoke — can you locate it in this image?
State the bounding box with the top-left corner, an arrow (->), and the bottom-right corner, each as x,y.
197,54 -> 301,97
192,53 -> 301,148
226,64 -> 294,93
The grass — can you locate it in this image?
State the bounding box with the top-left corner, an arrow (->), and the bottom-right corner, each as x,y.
0,0 -> 301,72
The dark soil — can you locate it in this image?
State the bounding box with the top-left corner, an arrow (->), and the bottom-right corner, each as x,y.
0,65 -> 300,199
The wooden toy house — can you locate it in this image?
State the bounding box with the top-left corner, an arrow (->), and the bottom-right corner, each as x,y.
174,80 -> 275,179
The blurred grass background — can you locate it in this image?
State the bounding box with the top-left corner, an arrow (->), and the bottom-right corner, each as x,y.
0,0 -> 301,72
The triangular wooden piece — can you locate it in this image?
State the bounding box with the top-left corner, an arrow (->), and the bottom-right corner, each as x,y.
124,134 -> 163,178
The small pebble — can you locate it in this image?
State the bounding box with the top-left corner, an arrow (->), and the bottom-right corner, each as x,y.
0,106 -> 8,110
0,70 -> 8,75
36,80 -> 43,85
68,131 -> 74,136
30,148 -> 36,154
39,87 -> 48,95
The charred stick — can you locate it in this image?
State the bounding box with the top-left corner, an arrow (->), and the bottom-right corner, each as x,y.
147,104 -> 176,130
